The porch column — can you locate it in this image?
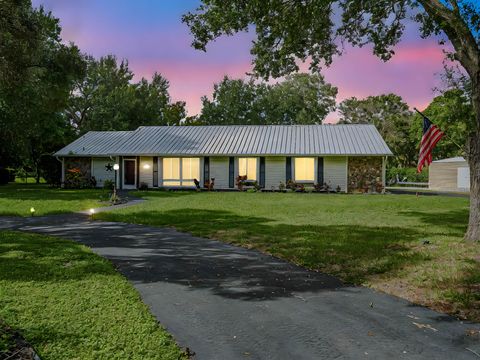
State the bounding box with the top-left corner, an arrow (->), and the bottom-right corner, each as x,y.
382,156 -> 387,192
61,158 -> 65,187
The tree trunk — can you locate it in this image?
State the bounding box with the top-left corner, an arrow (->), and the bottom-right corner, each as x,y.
465,133 -> 480,242
464,73 -> 480,242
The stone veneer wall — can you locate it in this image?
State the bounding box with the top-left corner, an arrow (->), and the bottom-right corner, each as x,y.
64,157 -> 91,179
347,157 -> 383,193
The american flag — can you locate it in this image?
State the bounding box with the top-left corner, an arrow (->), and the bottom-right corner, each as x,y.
417,111 -> 444,173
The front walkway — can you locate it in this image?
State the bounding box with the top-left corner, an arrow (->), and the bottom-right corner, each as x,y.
2,214 -> 480,359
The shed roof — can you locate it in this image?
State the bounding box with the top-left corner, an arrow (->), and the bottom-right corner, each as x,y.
55,125 -> 393,157
432,157 -> 466,163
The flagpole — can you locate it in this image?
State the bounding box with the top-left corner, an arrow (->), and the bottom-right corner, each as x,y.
413,107 -> 464,151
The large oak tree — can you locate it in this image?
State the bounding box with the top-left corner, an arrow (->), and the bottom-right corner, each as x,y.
338,94 -> 416,167
198,74 -> 337,125
67,55 -> 186,133
0,0 -> 84,180
183,0 -> 480,242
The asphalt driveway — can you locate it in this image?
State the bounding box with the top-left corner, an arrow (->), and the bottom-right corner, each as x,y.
2,214 -> 480,359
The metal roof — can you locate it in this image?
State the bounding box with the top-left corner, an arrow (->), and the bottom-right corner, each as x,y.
432,157 -> 466,163
55,125 -> 393,157
55,131 -> 134,157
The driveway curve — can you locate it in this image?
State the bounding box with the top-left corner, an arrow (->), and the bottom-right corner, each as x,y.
2,214 -> 480,359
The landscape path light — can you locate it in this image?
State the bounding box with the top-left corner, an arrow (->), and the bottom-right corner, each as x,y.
113,163 -> 120,203
30,207 -> 35,217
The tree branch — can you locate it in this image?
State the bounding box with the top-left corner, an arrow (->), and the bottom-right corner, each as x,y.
418,0 -> 479,75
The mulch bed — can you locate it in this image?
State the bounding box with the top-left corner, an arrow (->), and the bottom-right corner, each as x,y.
0,321 -> 40,360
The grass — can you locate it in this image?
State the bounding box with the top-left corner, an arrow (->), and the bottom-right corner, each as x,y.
98,191 -> 480,321
0,183 -> 109,216
0,231 -> 186,360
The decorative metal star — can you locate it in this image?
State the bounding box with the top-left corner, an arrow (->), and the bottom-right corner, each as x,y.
105,163 -> 113,171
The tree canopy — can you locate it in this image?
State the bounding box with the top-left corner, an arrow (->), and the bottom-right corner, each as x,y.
411,89 -> 473,159
198,73 -> 337,125
183,1 -> 479,81
338,94 -> 416,167
0,1 -> 186,182
67,56 -> 185,134
0,0 -> 85,178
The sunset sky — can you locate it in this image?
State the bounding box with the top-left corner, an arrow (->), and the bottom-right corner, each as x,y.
33,0 -> 449,122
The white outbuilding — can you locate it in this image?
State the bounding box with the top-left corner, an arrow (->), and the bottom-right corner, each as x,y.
429,157 -> 470,192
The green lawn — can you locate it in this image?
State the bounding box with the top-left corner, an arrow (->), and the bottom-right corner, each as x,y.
0,231 -> 186,360
0,183 -> 108,216
98,191 -> 480,321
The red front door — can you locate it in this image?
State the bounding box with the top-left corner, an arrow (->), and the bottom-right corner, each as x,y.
124,160 -> 136,186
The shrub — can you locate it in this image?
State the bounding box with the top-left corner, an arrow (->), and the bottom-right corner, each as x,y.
64,168 -> 93,189
387,167 -> 428,184
139,182 -> 149,190
103,179 -> 115,190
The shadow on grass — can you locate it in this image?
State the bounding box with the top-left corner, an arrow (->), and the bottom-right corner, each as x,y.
400,209 -> 469,235
0,231 -> 115,282
0,183 -> 107,202
86,208 -> 430,300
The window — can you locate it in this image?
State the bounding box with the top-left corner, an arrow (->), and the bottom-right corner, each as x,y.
238,158 -> 257,180
162,158 -> 200,186
294,158 -> 315,182
181,158 -> 200,186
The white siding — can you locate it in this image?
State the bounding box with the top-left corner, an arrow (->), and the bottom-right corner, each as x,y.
324,157 -> 347,192
210,157 -> 230,189
265,157 -> 285,189
429,160 -> 468,191
457,167 -> 470,191
91,157 -> 115,187
139,156 -> 153,188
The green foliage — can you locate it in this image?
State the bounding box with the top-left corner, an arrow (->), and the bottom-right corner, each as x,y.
0,0 -> 85,177
387,167 -> 428,183
199,74 -> 337,125
183,1 -> 479,80
67,56 -> 186,133
0,231 -> 186,359
410,89 -> 473,160
99,191 -> 479,320
64,168 -> 94,189
103,179 -> 115,190
339,94 -> 416,167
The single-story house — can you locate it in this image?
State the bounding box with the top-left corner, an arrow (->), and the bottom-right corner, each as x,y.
429,157 -> 470,192
54,125 -> 393,192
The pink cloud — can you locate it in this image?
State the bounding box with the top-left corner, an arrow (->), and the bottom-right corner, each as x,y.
131,60 -> 253,115
33,0 -> 450,122
322,42 -> 447,122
